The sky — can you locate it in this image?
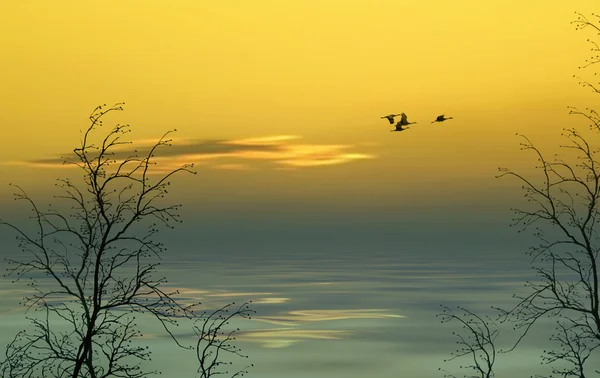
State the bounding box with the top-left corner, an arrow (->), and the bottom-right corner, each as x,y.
1,1 -> 600,377
1,0 -> 599,216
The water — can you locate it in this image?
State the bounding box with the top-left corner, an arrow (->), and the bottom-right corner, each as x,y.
0,243 -> 597,377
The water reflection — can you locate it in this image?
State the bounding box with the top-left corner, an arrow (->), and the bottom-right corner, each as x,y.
0,247 -> 568,378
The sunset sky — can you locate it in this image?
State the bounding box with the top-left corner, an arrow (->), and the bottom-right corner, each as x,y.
1,1 -> 600,377
1,0 -> 598,213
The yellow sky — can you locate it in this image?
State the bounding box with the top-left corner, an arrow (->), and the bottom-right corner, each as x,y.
0,0 -> 598,209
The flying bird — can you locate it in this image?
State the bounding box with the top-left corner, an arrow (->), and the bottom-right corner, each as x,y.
392,122 -> 410,132
432,115 -> 453,123
399,113 -> 417,126
381,114 -> 402,124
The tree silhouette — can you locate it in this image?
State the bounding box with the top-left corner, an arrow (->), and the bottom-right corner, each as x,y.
493,12 -> 600,375
437,306 -> 498,378
195,302 -> 255,378
0,103 -> 254,378
440,11 -> 600,378
495,127 -> 600,377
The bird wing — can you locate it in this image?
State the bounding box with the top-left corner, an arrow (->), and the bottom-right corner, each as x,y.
395,122 -> 407,131
381,116 -> 390,123
401,113 -> 407,123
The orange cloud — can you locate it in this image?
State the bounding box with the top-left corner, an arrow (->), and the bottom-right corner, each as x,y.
5,135 -> 375,172
212,163 -> 253,171
225,135 -> 301,145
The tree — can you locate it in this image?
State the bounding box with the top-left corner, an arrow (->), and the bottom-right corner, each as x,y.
437,306 -> 498,378
0,103 -> 254,378
440,11 -> 600,378
195,302 -> 255,378
494,12 -> 600,377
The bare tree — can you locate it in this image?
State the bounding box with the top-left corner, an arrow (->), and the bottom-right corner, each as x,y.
569,12 -> 600,133
437,11 -> 600,378
493,126 -> 600,378
488,11 -> 600,377
437,306 -> 498,378
536,318 -> 596,378
194,301 -> 255,378
0,103 -> 211,377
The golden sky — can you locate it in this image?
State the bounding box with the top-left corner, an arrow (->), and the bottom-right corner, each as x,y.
0,0 -> 598,210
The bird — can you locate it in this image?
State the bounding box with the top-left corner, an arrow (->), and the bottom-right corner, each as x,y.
391,122 -> 410,132
381,114 -> 402,124
432,115 -> 453,123
399,112 -> 417,126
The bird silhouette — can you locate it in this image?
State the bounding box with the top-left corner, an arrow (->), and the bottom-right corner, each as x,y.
432,115 -> 453,123
381,114 -> 402,124
399,113 -> 417,126
392,122 -> 410,132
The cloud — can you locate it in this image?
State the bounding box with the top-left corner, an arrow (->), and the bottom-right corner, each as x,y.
5,135 -> 375,172
224,135 -> 302,145
212,163 -> 253,171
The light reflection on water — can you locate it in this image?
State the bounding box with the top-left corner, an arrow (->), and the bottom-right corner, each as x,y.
0,247 -> 592,377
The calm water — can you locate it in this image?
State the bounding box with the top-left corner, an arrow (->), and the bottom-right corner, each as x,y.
0,243 -> 597,377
